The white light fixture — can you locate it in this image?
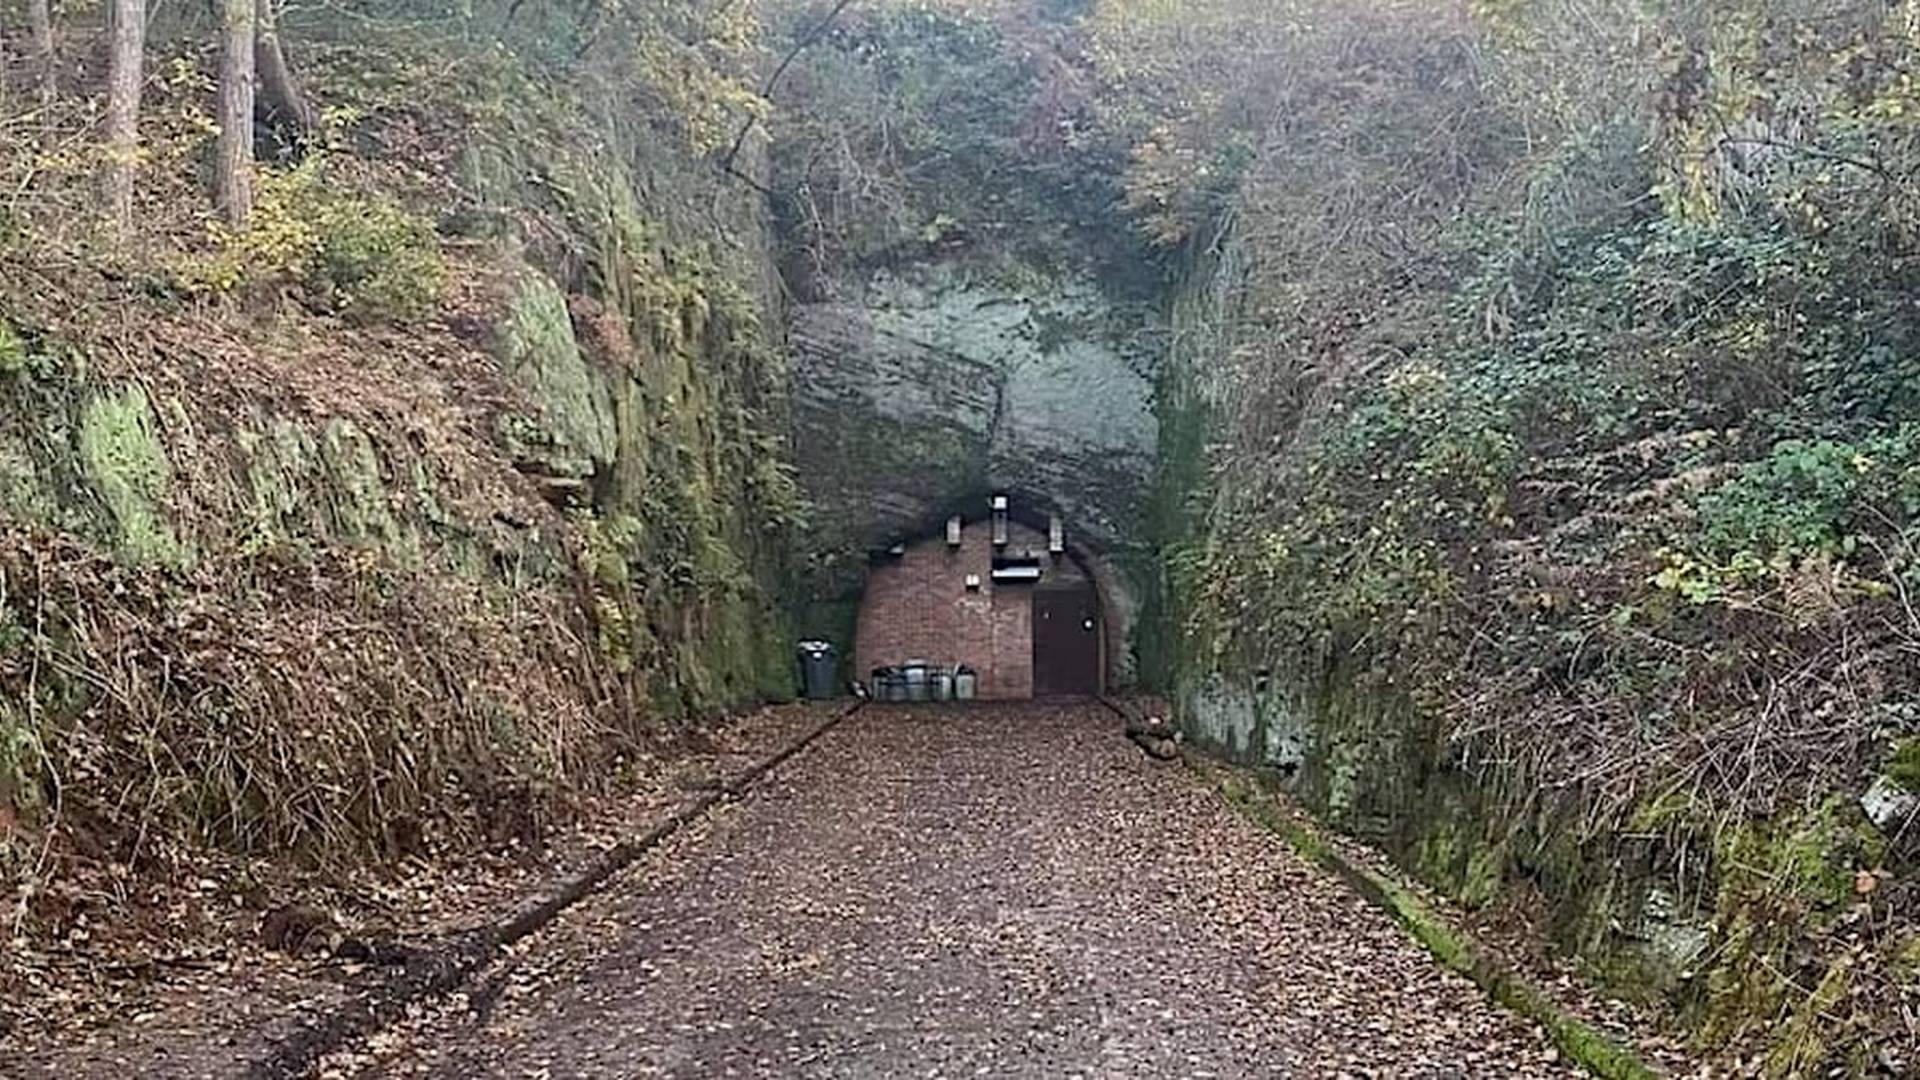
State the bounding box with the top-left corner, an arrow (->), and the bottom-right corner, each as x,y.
964,573 -> 982,591
991,494 -> 1009,547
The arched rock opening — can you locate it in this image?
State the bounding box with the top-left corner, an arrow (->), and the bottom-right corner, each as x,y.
852,495 -> 1130,699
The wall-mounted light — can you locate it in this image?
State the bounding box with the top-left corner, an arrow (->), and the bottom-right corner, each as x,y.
964,573 -> 982,592
1048,514 -> 1065,555
991,494 -> 1009,547
946,515 -> 963,548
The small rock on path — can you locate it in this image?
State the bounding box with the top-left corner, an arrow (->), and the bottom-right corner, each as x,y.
338,702 -> 1581,1077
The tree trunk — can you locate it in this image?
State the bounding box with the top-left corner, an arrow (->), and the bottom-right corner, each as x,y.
101,0 -> 146,243
215,0 -> 256,228
29,0 -> 56,116
254,0 -> 315,141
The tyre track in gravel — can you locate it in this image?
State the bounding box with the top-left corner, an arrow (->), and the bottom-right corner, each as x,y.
336,702 -> 1582,1078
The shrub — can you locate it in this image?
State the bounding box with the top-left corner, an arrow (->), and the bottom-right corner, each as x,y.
302,186 -> 447,321
183,156 -> 446,322
1691,428 -> 1920,578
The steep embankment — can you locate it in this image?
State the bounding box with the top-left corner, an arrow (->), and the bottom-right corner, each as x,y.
0,9 -> 798,1016
1139,1 -> 1920,1072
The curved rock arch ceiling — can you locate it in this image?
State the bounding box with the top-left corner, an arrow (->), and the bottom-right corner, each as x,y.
791,264 -> 1155,555
790,262 -> 1157,680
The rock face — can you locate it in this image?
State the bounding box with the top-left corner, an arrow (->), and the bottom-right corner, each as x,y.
1181,673 -> 1309,772
0,81 -> 803,894
790,264 -> 1157,677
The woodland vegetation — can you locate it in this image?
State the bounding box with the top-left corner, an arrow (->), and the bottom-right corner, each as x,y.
1,0 -> 1918,1072
0,0 -> 797,1038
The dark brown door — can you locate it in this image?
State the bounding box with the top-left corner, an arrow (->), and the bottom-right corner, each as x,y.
1033,586 -> 1102,697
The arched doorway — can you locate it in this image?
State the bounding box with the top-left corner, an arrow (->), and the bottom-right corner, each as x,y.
852,499 -> 1111,700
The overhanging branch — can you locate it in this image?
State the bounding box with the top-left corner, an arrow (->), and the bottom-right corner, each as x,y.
718,0 -> 858,181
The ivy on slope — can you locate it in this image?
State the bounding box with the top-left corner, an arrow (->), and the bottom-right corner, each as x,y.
1152,0 -> 1920,1069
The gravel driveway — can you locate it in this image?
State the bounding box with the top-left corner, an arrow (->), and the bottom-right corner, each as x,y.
342,702 -> 1578,1078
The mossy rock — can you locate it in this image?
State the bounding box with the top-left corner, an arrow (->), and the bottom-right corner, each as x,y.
1696,799 -> 1887,1046
1763,954 -> 1858,1078
238,419 -> 321,547
1409,805 -> 1507,909
1891,932 -> 1920,981
318,418 -> 418,563
1716,798 -> 1887,909
496,270 -> 617,475
78,385 -> 185,566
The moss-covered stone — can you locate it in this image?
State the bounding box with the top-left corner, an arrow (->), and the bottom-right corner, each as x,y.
77,386 -> 184,565
496,270 -> 617,475
1717,799 -> 1885,911
0,16 -> 810,946
238,418 -> 320,548
319,418 -> 417,563
1411,809 -> 1507,910
1688,798 -> 1888,1050
1891,932 -> 1920,981
1216,764 -> 1660,1080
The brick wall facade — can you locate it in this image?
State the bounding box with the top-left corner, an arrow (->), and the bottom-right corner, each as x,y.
855,520 -> 1095,700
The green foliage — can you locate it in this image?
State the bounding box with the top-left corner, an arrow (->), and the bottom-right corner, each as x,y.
77,386 -> 185,566
1695,431 -> 1920,571
1157,2 -> 1920,1064
304,185 -> 447,320
627,0 -> 768,155
1885,739 -> 1920,794
325,0 -> 768,155
178,153 -> 446,321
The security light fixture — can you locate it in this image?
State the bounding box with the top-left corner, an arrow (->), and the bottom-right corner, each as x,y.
991,552 -> 1043,584
964,573 -> 982,591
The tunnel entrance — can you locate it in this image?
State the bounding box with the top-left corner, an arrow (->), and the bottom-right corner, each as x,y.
853,498 -> 1111,700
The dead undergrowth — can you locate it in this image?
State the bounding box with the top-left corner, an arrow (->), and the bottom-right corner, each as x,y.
0,12 -> 797,1052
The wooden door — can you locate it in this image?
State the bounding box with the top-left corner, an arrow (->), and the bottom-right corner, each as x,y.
1032,586 -> 1102,697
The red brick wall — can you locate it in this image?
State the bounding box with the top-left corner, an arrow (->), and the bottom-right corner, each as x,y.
856,521 -> 1073,700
